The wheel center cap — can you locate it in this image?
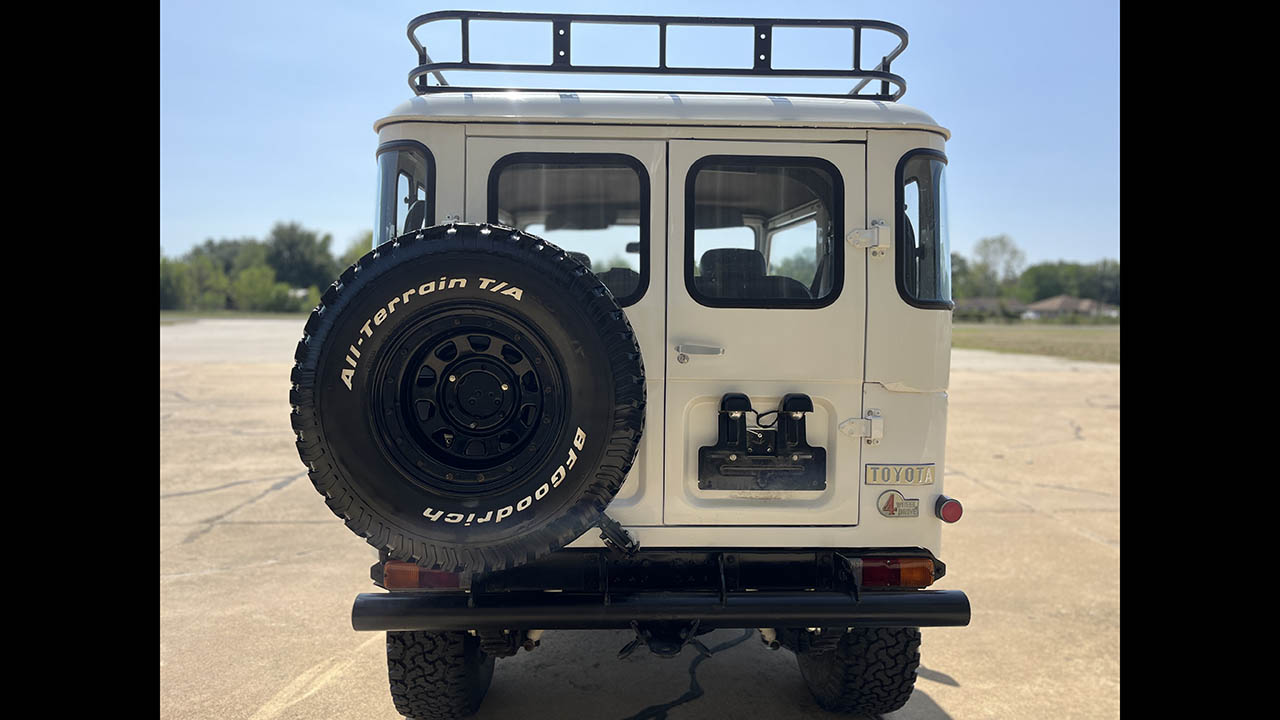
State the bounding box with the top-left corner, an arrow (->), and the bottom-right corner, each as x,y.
440,357 -> 519,432
456,372 -> 505,420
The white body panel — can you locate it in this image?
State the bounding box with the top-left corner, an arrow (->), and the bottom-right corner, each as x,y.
375,93 -> 952,555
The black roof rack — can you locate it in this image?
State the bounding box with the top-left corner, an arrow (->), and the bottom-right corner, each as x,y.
406,10 -> 909,101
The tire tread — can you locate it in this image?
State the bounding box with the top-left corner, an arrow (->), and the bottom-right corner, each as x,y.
797,627 -> 921,715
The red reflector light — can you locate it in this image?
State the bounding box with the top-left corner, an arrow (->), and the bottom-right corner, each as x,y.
860,557 -> 935,588
936,495 -> 963,523
383,562 -> 461,590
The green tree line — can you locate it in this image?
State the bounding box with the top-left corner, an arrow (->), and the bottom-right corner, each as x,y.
951,234 -> 1119,306
160,225 -> 1117,316
160,223 -> 372,312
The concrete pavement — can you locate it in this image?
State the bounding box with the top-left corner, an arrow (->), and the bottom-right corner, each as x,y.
160,318 -> 1119,719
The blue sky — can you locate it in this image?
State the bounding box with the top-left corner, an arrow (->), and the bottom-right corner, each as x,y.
160,1 -> 1119,265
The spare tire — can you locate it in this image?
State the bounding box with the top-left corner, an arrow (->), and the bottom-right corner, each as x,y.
289,223 -> 645,573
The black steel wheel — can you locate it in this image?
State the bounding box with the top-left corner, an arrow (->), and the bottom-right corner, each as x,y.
290,223 -> 645,572
372,305 -> 566,495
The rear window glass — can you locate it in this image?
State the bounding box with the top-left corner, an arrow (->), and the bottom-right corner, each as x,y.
375,142 -> 434,247
896,150 -> 952,308
489,154 -> 649,306
686,157 -> 842,308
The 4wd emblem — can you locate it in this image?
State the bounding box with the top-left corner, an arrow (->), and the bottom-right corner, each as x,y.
866,463 -> 936,486
877,490 -> 920,518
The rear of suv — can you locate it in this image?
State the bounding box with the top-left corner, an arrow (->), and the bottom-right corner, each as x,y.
289,10 -> 970,718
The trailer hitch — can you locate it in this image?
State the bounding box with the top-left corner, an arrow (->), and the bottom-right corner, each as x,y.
618,619 -> 714,659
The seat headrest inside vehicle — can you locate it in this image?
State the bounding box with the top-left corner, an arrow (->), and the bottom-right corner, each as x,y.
700,248 -> 766,282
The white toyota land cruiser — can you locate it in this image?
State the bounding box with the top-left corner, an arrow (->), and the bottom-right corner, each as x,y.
290,10 -> 970,718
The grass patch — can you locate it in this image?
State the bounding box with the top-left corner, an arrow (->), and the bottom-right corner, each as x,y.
952,322 -> 1119,363
160,310 -> 310,326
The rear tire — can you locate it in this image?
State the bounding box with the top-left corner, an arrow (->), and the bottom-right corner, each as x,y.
795,627 -> 921,715
387,630 -> 494,719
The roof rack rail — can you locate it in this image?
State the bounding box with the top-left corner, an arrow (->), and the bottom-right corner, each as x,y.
406,10 -> 909,101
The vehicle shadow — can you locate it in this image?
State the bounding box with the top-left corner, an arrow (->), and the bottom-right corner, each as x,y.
473,629 -> 956,720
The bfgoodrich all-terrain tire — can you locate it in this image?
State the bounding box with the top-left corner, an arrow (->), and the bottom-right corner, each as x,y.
795,627 -> 922,715
290,223 -> 645,573
387,630 -> 494,719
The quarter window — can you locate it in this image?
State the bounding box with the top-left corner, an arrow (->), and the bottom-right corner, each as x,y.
686,157 -> 842,308
375,141 -> 435,247
489,153 -> 649,306
896,149 -> 952,308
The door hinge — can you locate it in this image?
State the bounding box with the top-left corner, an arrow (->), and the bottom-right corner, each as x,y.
839,409 -> 883,445
846,220 -> 889,251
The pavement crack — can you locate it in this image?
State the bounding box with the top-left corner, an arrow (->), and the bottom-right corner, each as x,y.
955,468 -> 1118,550
172,472 -> 305,549
617,629 -> 753,720
1069,419 -> 1084,440
161,473 -> 303,499
1031,483 -> 1113,497
1008,419 -> 1087,449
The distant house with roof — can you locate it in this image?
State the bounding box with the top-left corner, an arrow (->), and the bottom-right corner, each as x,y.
954,297 -> 1027,317
1022,294 -> 1119,319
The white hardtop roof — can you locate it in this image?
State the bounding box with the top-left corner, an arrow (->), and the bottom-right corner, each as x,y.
375,91 -> 948,138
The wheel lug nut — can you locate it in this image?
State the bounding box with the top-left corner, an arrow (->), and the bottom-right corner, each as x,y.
501,383 -> 509,391
448,375 -> 456,382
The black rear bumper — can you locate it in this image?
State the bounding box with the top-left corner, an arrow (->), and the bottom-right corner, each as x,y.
353,547 -> 970,632
352,587 -> 971,631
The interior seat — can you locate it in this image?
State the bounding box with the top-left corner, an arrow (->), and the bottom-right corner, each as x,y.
598,267 -> 641,300
698,248 -> 767,299
755,275 -> 812,299
697,248 -> 811,300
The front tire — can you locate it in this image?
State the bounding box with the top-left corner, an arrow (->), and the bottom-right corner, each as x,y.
387,630 -> 494,719
795,627 -> 921,715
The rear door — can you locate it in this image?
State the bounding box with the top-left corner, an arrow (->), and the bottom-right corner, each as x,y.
663,140 -> 866,525
466,136 -> 666,525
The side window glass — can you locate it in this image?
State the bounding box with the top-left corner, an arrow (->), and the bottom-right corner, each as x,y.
490,154 -> 649,306
896,150 -> 952,308
687,157 -> 842,308
375,142 -> 434,247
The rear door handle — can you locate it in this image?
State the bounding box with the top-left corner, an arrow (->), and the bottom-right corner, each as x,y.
675,344 -> 725,356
